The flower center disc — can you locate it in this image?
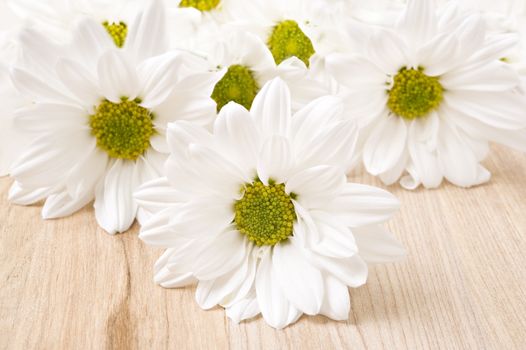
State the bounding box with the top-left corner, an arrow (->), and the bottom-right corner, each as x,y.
90,98 -> 155,160
268,20 -> 315,66
387,67 -> 444,120
179,0 -> 220,11
212,65 -> 259,111
234,180 -> 297,246
103,21 -> 128,48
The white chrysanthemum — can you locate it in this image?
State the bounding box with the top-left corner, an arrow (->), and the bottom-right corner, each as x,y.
8,0 -> 219,234
225,0 -> 344,63
135,78 -> 405,329
8,0 -> 144,45
203,30 -> 328,112
163,0 -> 235,54
0,29 -> 30,177
327,0 -> 526,189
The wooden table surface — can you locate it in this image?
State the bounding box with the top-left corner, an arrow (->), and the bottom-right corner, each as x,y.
1,145 -> 525,350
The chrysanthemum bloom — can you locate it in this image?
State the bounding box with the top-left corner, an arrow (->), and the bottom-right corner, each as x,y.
8,0 -> 142,45
204,30 -> 328,112
136,78 -> 405,329
327,0 -> 526,189
227,0 -> 343,66
0,27 -> 30,176
8,0 -> 220,234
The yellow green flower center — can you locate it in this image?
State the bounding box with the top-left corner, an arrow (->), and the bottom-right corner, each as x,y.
268,20 -> 315,66
102,21 -> 128,48
179,0 -> 220,11
387,67 -> 444,120
90,98 -> 155,160
234,180 -> 297,246
211,65 -> 259,112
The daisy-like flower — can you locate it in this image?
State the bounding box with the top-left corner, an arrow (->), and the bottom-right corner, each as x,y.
205,30 -> 328,112
227,0 -> 341,65
8,0 -> 142,47
135,78 -> 405,329
0,28 -> 30,176
327,0 -> 526,189
8,0 -> 219,234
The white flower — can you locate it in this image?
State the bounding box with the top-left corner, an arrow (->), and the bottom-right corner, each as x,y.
327,0 -> 526,189
164,0 -> 243,50
0,29 -> 30,176
202,30 -> 329,112
135,78 -> 405,329
8,0 -> 219,234
226,0 -> 341,63
8,0 -> 143,45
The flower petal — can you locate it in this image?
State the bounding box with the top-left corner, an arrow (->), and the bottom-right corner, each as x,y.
97,50 -> 139,103
250,78 -> 291,138
273,241 -> 324,315
319,275 -> 350,321
363,116 -> 407,175
353,225 -> 406,264
318,183 -> 400,227
257,136 -> 293,185
94,159 -> 140,234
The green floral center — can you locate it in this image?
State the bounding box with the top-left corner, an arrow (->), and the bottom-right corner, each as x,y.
103,21 -> 128,48
179,0 -> 220,11
90,98 -> 155,160
234,180 -> 297,246
268,20 -> 315,66
211,65 -> 259,112
387,67 -> 444,120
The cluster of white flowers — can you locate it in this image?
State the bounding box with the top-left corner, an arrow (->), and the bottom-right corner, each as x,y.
0,0 -> 525,329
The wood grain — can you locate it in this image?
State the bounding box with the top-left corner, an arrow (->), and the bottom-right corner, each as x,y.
1,145 -> 525,350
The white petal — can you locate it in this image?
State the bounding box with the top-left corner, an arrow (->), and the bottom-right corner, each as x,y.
310,211 -> 357,259
418,34 -> 459,76
444,91 -> 526,130
214,103 -> 260,175
138,52 -> 183,109
10,132 -> 91,188
56,58 -> 101,107
407,114 -> 443,189
325,54 -> 386,90
319,183 -> 400,227
8,182 -> 56,205
286,166 -> 346,209
397,0 -> 437,50
273,241 -> 324,315
256,251 -> 301,329
257,136 -> 292,185
353,225 -> 406,264
71,19 -> 114,61
94,160 -> 140,234
367,30 -> 408,75
125,0 -> 167,62
312,254 -> 368,288
226,296 -> 260,324
134,177 -> 180,215
363,116 -> 407,175
437,119 -> 481,187
166,121 -> 214,157
42,190 -> 93,219
319,275 -> 350,321
250,78 -> 291,138
192,230 -> 247,281
11,68 -> 73,104
195,252 -> 252,309
97,50 -> 139,103
14,103 -> 86,133
441,61 -> 519,92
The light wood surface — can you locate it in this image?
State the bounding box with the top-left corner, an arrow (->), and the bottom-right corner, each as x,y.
1,145 -> 525,350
